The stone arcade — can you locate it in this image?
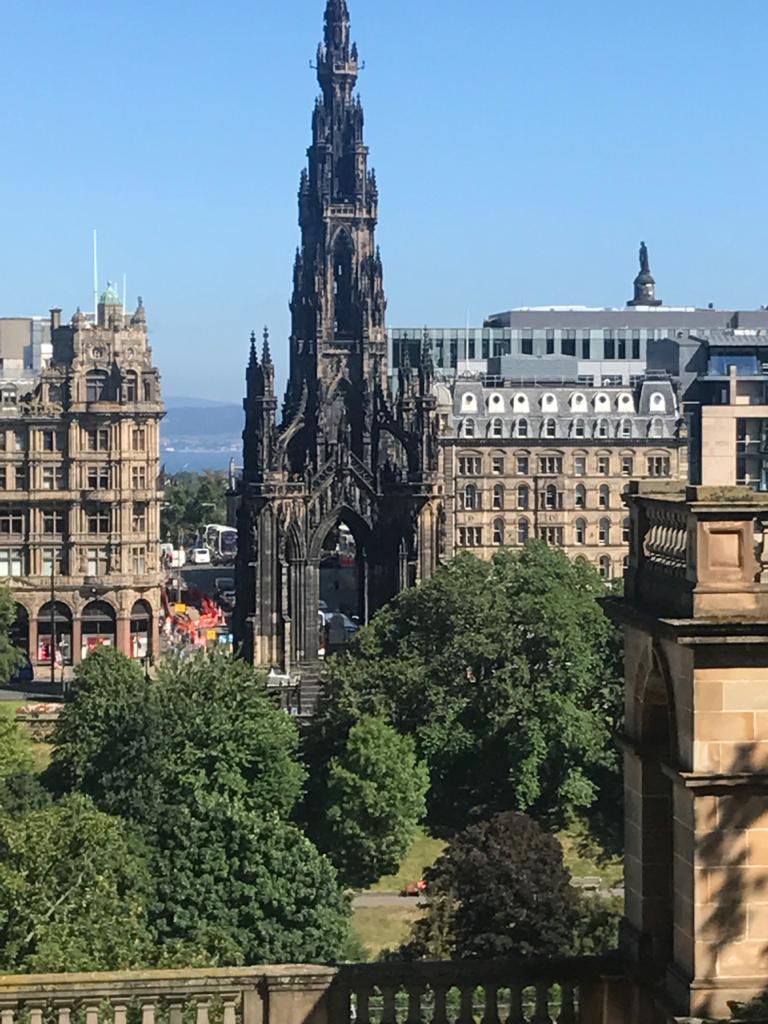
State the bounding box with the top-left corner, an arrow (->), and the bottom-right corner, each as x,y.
234,0 -> 442,709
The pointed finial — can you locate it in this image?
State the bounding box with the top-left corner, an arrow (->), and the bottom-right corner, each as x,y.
249,330 -> 258,367
262,326 -> 273,367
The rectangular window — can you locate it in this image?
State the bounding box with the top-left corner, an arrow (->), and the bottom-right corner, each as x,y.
132,466 -> 148,489
13,431 -> 25,452
41,464 -> 65,491
538,456 -> 563,475
632,333 -> 641,360
131,429 -> 146,452
458,456 -> 482,476
87,506 -> 111,534
132,503 -> 147,532
42,547 -> 65,577
491,456 -> 505,475
87,428 -> 110,452
561,331 -> 576,357
42,430 -> 55,452
0,468 -> 6,491
521,333 -> 533,356
0,509 -> 24,535
43,510 -> 65,535
618,338 -> 627,360
0,548 -> 24,577
582,334 -> 591,359
648,456 -> 671,478
597,456 -> 610,476
621,456 -> 634,476
87,465 -> 111,490
14,464 -> 27,491
546,330 -> 555,355
131,546 -> 147,575
458,527 -> 482,548
86,547 -> 109,577
0,433 -> 6,452
574,456 -> 587,476
538,526 -> 564,547
604,337 -> 616,360
516,455 -> 529,475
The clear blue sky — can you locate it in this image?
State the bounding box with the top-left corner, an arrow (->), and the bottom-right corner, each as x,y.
1,0 -> 767,402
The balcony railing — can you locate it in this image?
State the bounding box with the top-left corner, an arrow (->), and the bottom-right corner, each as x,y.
0,957 -> 628,1024
624,482 -> 768,619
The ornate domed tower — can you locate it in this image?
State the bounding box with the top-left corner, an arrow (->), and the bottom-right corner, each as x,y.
235,0 -> 442,711
628,241 -> 663,307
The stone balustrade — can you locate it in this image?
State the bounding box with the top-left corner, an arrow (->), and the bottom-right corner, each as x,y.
0,957 -> 628,1024
625,482 -> 768,620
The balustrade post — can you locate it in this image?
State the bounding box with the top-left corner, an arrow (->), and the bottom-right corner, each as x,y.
530,981 -> 552,1024
261,969 -> 337,1024
85,1004 -> 100,1024
0,1006 -> 15,1024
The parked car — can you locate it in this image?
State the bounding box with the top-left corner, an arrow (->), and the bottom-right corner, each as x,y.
215,577 -> 236,610
190,548 -> 211,565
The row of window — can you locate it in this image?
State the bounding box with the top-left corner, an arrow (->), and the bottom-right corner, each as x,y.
84,371 -> 152,405
0,504 -> 149,536
461,482 -> 630,512
0,427 -> 147,455
0,546 -> 149,578
458,518 -> 626,550
460,417 -> 667,440
0,463 -> 152,493
464,389 -> 664,415
458,453 -> 672,479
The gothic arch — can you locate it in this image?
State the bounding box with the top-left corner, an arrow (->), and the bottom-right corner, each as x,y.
309,504 -> 373,562
282,518 -> 308,563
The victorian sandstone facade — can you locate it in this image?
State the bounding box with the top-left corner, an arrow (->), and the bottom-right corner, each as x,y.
2,289 -> 164,676
439,376 -> 688,578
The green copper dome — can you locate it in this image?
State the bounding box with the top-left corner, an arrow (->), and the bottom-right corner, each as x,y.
100,283 -> 120,305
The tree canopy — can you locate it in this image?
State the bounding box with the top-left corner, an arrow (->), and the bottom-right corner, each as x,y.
420,811 -> 578,959
49,649 -> 349,965
308,715 -> 429,889
0,585 -> 25,685
161,470 -> 228,545
319,544 -> 623,834
0,794 -> 154,973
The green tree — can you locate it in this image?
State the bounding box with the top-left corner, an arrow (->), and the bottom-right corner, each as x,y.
50,650 -> 350,964
319,544 -> 622,834
309,716 -> 429,889
0,794 -> 154,972
161,470 -> 228,546
0,585 -> 25,685
419,811 -> 577,959
0,714 -> 32,783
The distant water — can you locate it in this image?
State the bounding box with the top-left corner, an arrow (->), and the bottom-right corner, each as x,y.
162,450 -> 239,474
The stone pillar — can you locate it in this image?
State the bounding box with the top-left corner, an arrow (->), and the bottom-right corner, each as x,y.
116,615 -> 131,658
72,617 -> 82,666
611,485 -> 768,1020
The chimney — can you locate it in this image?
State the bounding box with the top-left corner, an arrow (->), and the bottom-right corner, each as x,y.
50,308 -> 62,331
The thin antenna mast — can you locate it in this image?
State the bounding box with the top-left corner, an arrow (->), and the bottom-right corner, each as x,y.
92,230 -> 99,317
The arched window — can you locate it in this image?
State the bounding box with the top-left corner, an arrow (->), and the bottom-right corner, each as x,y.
544,483 -> 558,510
598,485 -> 610,509
515,418 -> 529,439
541,393 -> 558,413
492,484 -> 505,510
462,484 -> 480,511
570,392 -> 588,412
37,601 -> 73,667
490,418 -> 504,439
595,418 -> 610,439
130,599 -> 152,659
594,393 -> 611,411
81,600 -> 116,659
572,418 -> 586,438
598,518 -> 611,545
575,518 -> 587,545
649,418 -> 664,438
516,484 -> 529,510
123,371 -> 138,403
619,418 -> 632,438
542,418 -> 557,439
488,393 -> 505,412
462,393 -> 478,413
598,555 -> 612,580
86,370 -> 108,404
492,519 -> 505,546
650,391 -> 667,413
513,393 -> 530,413
333,231 -> 355,334
517,517 -> 530,545
464,418 -> 476,438
575,484 -> 587,509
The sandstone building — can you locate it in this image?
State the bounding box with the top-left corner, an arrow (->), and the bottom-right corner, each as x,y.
438,375 -> 688,579
1,288 -> 164,678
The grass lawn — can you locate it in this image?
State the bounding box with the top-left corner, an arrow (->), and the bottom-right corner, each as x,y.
351,904 -> 424,959
558,821 -> 623,890
0,700 -> 52,773
371,830 -> 445,892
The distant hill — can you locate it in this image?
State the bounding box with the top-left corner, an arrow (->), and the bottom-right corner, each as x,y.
164,395 -> 238,410
163,403 -> 242,439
